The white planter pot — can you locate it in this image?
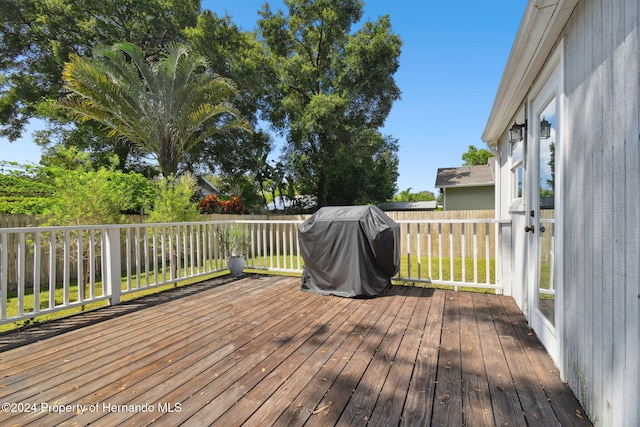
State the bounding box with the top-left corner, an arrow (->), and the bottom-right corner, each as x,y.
227,256 -> 245,277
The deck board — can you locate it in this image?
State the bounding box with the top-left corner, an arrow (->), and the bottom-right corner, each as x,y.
0,275 -> 591,426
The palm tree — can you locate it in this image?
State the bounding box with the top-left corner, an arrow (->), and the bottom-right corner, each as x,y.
60,42 -> 252,177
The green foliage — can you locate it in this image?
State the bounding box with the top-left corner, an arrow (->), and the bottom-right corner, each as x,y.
183,13 -> 274,185
147,173 -> 200,224
43,167 -> 134,226
461,145 -> 494,166
258,0 -> 402,206
59,42 -> 252,177
110,172 -> 157,215
216,225 -> 250,257
0,153 -> 154,217
0,0 -> 199,143
0,171 -> 54,215
393,188 -> 436,202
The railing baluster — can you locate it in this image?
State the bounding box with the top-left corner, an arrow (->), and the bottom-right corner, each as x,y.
125,228 -> 132,291
289,224 -> 295,270
485,223 -> 491,285
135,227 -> 141,289
461,223 -> 466,290
143,227 -> 150,287
195,224 -> 201,275
268,225 -> 273,269
89,230 -> 96,298
77,231 -> 84,303
296,224 -> 302,271
189,224 -> 194,277
406,223 -> 411,279
427,223 -> 432,281
261,224 -> 267,269
276,223 -> 281,270
473,223 -> 478,284
17,233 -> 25,315
449,224 -> 455,290
63,230 -> 70,306
1,234 -> 6,320
438,223 -> 443,282
416,223 -> 422,281
33,232 -> 41,314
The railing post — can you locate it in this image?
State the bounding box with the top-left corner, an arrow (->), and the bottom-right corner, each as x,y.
104,227 -> 121,306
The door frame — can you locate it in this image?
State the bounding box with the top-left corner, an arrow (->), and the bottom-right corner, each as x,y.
525,43 -> 565,375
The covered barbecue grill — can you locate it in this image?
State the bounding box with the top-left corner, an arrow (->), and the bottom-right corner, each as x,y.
298,205 -> 400,297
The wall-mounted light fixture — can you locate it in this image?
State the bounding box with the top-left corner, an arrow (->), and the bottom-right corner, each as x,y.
539,116 -> 551,139
509,122 -> 526,144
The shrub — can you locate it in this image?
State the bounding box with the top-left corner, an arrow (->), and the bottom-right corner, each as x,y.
198,195 -> 246,215
147,173 -> 200,223
198,194 -> 222,214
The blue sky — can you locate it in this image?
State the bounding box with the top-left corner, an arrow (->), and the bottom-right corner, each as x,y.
1,0 -> 526,196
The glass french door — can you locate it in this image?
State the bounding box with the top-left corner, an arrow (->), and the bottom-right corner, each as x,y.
527,64 -> 562,366
535,100 -> 556,326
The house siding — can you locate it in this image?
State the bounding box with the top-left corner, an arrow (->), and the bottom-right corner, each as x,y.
443,186 -> 494,210
562,1 -> 639,426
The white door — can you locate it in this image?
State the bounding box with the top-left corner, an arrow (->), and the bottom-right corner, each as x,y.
526,63 -> 562,367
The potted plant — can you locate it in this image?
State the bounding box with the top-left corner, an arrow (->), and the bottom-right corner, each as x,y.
217,225 -> 251,277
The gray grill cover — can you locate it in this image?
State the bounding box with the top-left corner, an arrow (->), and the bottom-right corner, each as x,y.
298,206 -> 400,297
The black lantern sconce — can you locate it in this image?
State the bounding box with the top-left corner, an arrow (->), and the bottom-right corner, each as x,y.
539,116 -> 551,139
509,121 -> 526,144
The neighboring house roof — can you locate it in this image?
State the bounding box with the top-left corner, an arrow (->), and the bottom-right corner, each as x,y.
197,176 -> 220,196
377,201 -> 438,211
267,195 -> 317,211
435,158 -> 496,189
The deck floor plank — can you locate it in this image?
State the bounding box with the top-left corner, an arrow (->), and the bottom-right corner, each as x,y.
305,286 -> 408,426
473,292 -> 529,427
0,275 -> 591,426
334,286 -> 418,427
431,290 -> 464,427
367,286 -> 430,427
201,294 -> 355,425
486,294 -> 562,426
497,295 -> 591,426
32,277 -> 306,426
243,291 -> 383,426
271,285 -> 395,427
458,291 -> 494,427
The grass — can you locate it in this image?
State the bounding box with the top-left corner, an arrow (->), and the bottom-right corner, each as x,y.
397,255 -> 497,294
247,254 -> 497,293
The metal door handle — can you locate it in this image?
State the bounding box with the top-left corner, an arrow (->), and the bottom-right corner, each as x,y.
525,225 -> 535,234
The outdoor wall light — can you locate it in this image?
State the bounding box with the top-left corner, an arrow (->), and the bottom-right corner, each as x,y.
509,122 -> 526,144
539,116 -> 551,139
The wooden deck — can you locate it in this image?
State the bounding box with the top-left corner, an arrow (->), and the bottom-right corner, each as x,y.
0,275 -> 591,426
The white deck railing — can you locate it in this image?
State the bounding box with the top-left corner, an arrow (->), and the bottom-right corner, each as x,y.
0,218 -> 508,326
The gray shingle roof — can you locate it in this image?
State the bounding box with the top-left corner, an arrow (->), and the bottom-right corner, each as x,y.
435,158 -> 495,188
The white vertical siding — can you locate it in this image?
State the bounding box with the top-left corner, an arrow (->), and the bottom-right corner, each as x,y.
562,0 -> 639,425
494,133 -> 517,300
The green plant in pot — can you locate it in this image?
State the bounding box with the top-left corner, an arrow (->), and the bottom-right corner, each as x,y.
217,225 -> 251,277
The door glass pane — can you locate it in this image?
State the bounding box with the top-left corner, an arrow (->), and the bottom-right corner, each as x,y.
538,99 -> 556,325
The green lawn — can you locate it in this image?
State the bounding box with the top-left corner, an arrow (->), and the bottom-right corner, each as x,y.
247,254 -> 497,293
